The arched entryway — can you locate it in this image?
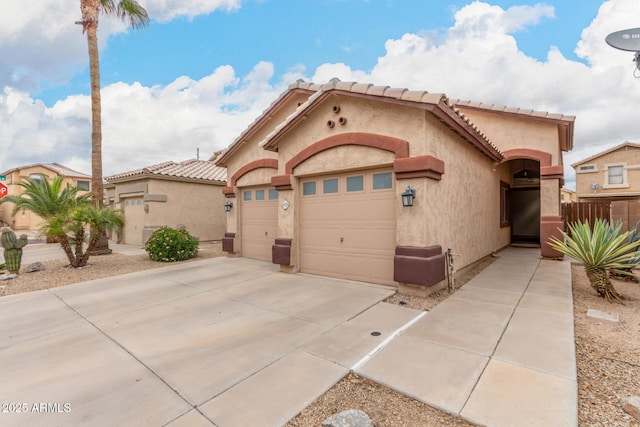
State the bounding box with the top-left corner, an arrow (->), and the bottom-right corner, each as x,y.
507,158 -> 541,245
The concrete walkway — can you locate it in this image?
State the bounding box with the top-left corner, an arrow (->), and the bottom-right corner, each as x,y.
0,246 -> 576,426
357,247 -> 577,427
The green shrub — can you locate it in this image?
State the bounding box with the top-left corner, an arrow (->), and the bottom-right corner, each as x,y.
144,226 -> 199,262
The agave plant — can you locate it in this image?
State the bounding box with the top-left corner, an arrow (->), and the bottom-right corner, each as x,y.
608,221 -> 640,282
548,219 -> 640,302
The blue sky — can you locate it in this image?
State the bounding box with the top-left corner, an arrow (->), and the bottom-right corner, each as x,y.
1,0 -> 639,187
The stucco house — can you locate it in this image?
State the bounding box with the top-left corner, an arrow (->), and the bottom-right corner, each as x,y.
561,187 -> 576,203
572,142 -> 640,202
0,163 -> 91,231
215,79 -> 574,288
104,159 -> 227,246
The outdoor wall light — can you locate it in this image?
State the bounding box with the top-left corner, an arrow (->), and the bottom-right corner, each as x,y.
224,201 -> 233,212
401,186 -> 416,207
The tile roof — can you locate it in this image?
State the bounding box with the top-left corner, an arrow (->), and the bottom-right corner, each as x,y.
571,141 -> 640,167
105,159 -> 227,183
258,79 -> 504,162
451,99 -> 576,123
1,162 -> 90,178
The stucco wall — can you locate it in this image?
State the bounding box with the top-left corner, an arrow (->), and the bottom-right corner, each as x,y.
113,178 -> 226,243
575,145 -> 640,199
456,107 -> 562,166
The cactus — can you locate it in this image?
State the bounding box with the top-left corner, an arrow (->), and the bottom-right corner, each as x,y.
1,227 -> 28,274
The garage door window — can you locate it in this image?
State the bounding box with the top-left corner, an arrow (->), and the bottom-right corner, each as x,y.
243,190 -> 252,201
269,189 -> 278,200
346,176 -> 364,192
255,189 -> 265,200
372,172 -> 393,190
323,178 -> 339,194
303,181 -> 316,196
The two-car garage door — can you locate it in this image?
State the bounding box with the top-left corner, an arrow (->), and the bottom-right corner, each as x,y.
299,168 -> 396,285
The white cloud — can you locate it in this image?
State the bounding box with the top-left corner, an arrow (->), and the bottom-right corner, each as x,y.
2,0 -> 640,193
0,63 -> 287,177
143,0 -> 241,22
310,0 -> 640,189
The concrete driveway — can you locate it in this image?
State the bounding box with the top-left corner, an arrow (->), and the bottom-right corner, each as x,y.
0,256 -> 403,426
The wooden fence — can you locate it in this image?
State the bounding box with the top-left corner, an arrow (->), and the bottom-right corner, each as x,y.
563,201 -> 610,230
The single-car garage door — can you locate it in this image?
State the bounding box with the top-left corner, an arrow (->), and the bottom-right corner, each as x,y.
122,196 -> 145,246
241,186 -> 278,261
300,168 -> 396,285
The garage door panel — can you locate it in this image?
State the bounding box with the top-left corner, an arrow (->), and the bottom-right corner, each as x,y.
241,186 -> 278,261
300,168 -> 396,285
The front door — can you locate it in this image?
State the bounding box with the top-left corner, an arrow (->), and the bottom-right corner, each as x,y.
511,188 -> 540,244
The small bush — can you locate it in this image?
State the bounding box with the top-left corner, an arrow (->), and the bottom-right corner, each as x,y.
144,226 -> 199,262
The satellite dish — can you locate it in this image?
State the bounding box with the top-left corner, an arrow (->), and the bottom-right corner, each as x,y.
606,27 -> 640,51
606,27 -> 640,77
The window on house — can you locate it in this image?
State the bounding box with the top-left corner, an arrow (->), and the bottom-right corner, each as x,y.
302,181 -> 316,196
607,165 -> 624,185
243,190 -> 252,201
255,189 -> 265,200
579,165 -> 596,172
500,181 -> 510,228
77,180 -> 90,191
269,189 -> 278,200
372,172 -> 393,190
29,174 -> 44,185
323,178 -> 339,194
346,176 -> 364,192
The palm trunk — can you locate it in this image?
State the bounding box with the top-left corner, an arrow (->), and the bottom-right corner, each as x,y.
58,235 -> 76,266
585,266 -> 622,302
82,0 -> 111,255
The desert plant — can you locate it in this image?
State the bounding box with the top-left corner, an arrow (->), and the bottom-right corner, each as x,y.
145,227 -> 199,262
1,227 -> 28,274
549,219 -> 640,301
609,221 -> 640,282
42,205 -> 124,268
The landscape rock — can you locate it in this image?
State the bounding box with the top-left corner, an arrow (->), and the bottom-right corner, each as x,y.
621,396 -> 640,421
322,409 -> 374,427
586,308 -> 620,324
25,262 -> 45,273
0,273 -> 18,281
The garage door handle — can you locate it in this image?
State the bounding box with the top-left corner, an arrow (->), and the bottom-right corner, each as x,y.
340,237 -> 344,243
265,231 -> 268,236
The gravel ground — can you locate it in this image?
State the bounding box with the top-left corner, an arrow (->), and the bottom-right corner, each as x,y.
1,246 -> 639,426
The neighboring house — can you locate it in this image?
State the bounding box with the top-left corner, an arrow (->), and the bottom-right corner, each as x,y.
214,79 -> 574,287
104,159 -> 227,246
0,163 -> 91,231
561,187 -> 576,203
571,142 -> 640,231
572,142 -> 640,202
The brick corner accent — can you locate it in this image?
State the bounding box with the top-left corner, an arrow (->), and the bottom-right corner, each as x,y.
394,155 -> 445,181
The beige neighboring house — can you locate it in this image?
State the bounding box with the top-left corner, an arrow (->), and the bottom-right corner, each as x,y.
0,163 -> 91,231
572,142 -> 640,202
561,187 -> 576,203
215,79 -> 574,288
105,159 -> 227,246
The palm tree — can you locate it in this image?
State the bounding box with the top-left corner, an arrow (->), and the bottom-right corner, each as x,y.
43,205 -> 124,267
548,219 -> 640,302
77,0 -> 148,253
0,174 -> 91,220
0,175 -> 124,268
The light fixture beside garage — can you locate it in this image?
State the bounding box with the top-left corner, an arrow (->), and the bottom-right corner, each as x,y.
401,186 -> 416,207
224,201 -> 233,212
